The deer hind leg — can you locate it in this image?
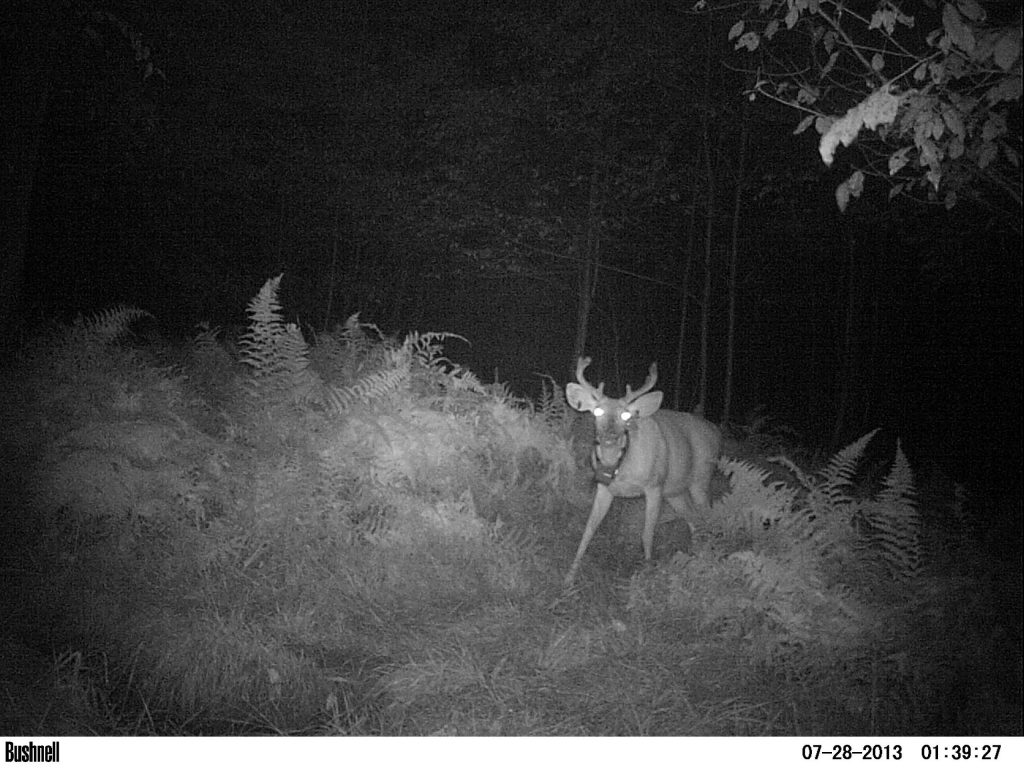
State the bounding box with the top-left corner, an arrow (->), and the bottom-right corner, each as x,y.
640,486 -> 664,562
664,494 -> 694,555
688,457 -> 716,511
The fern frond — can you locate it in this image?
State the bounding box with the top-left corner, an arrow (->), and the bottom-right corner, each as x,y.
85,306 -> 154,341
340,312 -> 386,351
449,367 -> 486,394
239,275 -> 322,404
859,442 -> 921,580
766,454 -> 815,490
22,305 -> 154,376
239,276 -> 286,375
822,429 -> 879,505
279,323 -> 323,404
191,322 -> 222,352
246,275 -> 284,330
878,441 -> 915,507
325,366 -> 409,414
535,374 -> 571,432
402,330 -> 467,370
713,458 -> 799,535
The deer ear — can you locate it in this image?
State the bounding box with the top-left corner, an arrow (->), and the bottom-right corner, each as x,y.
629,391 -> 663,418
565,383 -> 597,412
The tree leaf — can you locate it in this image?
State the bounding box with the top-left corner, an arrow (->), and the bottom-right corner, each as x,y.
978,140 -> 997,169
835,171 -> 864,212
948,135 -> 964,160
735,31 -> 761,52
869,8 -> 895,34
984,74 -> 1022,105
982,113 -> 1006,142
941,105 -> 964,139
942,3 -> 976,55
819,87 -> 900,166
955,0 -> 986,23
794,114 -> 816,135
992,29 -> 1021,71
823,29 -> 837,54
821,51 -> 839,78
796,84 -> 820,105
888,147 -> 911,175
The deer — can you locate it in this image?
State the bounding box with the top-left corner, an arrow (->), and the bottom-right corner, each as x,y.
563,356 -> 722,586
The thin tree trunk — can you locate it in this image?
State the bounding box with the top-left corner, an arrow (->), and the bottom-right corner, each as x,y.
696,7 -> 717,418
833,232 -> 857,445
0,8 -> 58,355
572,165 -> 602,373
722,96 -> 750,424
672,202 -> 696,410
323,231 -> 339,331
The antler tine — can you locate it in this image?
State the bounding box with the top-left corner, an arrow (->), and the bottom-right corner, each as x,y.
625,362 -> 658,402
575,356 -> 604,396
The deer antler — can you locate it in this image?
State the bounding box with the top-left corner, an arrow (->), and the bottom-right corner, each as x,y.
575,356 -> 605,396
624,362 -> 658,402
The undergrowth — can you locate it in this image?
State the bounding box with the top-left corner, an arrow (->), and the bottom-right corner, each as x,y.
0,279 -> 1018,736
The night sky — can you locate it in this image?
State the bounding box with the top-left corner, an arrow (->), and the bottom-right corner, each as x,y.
3,0 -> 1021,501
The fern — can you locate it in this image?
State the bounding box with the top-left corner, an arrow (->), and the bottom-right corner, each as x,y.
820,429 -> 879,508
713,458 -> 799,536
325,365 -> 409,414
486,380 -> 516,404
340,312 -> 384,355
85,306 -> 154,342
692,432 -> 920,667
401,329 -> 489,411
238,275 -> 286,378
308,328 -> 347,381
191,321 -> 222,354
877,440 -> 915,507
37,305 -> 153,351
238,275 -> 323,405
857,442 -> 921,580
535,374 -> 572,432
321,324 -> 480,414
762,431 -> 922,583
23,305 -> 154,379
402,330 -> 464,369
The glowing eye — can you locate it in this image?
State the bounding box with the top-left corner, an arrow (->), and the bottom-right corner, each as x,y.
593,407 -> 605,417
620,411 -> 632,422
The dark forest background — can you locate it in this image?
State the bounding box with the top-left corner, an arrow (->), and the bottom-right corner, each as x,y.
3,0 -> 1021,500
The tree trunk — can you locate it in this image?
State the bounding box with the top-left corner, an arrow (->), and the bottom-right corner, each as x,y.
0,5 -> 59,356
833,232 -> 857,445
671,202 -> 696,410
722,95 -> 751,424
572,165 -> 602,373
696,7 -> 717,418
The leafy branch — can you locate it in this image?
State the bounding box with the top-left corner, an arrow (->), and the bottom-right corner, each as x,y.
725,0 -> 1021,223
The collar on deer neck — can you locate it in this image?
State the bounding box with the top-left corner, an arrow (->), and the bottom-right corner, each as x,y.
591,430 -> 630,485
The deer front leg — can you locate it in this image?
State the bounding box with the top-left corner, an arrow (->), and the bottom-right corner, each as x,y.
565,483 -> 614,586
641,486 -> 663,562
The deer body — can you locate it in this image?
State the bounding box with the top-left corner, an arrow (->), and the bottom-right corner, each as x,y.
564,357 -> 721,586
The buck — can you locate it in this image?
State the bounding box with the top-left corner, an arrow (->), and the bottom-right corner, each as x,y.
564,357 -> 722,585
